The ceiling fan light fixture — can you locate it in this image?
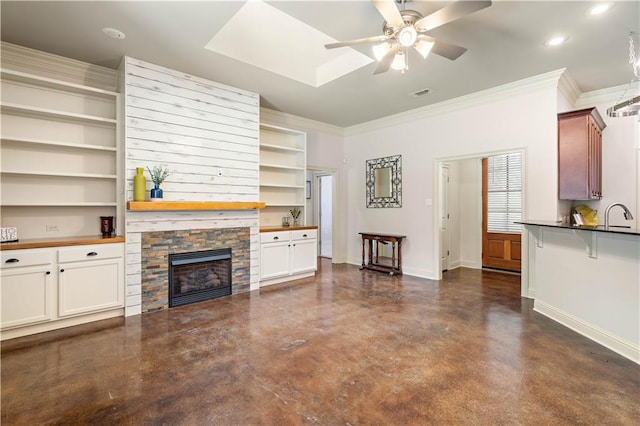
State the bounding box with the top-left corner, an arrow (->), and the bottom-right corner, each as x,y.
414,39 -> 435,59
391,52 -> 406,71
372,42 -> 391,61
398,26 -> 417,47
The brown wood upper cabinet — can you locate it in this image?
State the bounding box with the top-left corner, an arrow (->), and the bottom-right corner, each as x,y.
558,107 -> 606,200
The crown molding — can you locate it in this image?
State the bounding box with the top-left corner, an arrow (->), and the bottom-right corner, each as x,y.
345,69 -> 566,137
260,107 -> 344,137
558,69 -> 582,107
1,42 -> 118,91
575,81 -> 640,108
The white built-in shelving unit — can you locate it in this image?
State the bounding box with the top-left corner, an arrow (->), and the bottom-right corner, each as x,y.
0,67 -> 121,239
259,124 -> 307,226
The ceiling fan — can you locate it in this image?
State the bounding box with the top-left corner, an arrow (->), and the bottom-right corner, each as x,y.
325,0 -> 492,74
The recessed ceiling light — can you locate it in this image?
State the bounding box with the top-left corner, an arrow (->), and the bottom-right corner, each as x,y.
102,27 -> 126,40
588,3 -> 613,16
545,35 -> 567,47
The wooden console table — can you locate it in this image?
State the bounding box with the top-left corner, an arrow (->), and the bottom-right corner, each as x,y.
359,232 -> 406,275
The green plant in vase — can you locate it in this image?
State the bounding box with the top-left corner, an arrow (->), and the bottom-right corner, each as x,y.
290,207 -> 301,226
147,166 -> 170,201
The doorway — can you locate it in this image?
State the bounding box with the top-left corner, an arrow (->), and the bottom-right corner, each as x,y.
434,150 -> 528,296
318,174 -> 333,258
440,164 -> 450,271
307,168 -> 336,261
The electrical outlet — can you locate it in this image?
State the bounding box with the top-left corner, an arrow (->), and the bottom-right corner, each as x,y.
46,225 -> 59,232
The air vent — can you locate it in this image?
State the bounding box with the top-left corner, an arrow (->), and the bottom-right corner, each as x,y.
410,88 -> 431,97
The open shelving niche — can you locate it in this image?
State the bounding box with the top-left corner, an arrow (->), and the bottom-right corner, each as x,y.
259,123 -> 307,227
0,68 -> 121,240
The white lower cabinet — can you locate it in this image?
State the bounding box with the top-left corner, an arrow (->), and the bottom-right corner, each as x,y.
1,267 -> 53,328
260,228 -> 317,286
58,245 -> 124,317
1,243 -> 124,339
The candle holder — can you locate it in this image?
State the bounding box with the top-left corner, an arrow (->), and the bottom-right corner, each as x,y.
100,216 -> 114,237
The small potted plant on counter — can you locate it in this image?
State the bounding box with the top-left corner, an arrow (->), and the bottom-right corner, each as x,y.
147,165 -> 170,201
290,207 -> 301,226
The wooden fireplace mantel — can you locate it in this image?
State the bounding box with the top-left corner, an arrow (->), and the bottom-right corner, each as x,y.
127,201 -> 266,211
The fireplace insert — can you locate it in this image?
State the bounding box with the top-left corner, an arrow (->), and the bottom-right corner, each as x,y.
168,248 -> 231,307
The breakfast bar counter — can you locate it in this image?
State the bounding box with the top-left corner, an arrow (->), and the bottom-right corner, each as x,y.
520,221 -> 639,364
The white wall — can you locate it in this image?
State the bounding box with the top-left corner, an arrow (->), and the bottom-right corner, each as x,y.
344,72 -> 563,280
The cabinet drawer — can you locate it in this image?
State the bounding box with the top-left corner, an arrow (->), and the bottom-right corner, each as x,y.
260,231 -> 290,243
1,249 -> 53,269
291,229 -> 317,241
58,243 -> 123,263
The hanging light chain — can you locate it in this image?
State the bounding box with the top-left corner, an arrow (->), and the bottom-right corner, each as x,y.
629,33 -> 639,80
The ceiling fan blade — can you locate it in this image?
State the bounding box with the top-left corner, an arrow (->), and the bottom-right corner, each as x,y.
373,0 -> 404,28
417,35 -> 467,60
325,35 -> 389,49
374,44 -> 400,75
414,1 -> 492,32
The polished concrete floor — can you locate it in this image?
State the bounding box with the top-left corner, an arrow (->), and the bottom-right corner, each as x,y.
2,259 -> 639,425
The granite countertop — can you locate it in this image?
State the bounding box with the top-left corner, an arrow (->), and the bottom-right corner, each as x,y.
516,221 -> 640,236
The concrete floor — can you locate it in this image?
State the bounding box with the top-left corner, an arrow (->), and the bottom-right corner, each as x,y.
2,259 -> 639,424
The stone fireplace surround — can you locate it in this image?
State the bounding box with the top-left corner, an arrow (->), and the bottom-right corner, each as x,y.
125,209 -> 260,316
142,227 -> 249,313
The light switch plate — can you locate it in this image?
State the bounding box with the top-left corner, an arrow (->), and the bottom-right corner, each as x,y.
0,227 -> 18,243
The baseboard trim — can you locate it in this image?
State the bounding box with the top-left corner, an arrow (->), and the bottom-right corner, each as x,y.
534,300 -> 639,365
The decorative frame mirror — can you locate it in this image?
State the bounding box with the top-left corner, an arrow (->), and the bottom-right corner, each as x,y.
366,155 -> 402,208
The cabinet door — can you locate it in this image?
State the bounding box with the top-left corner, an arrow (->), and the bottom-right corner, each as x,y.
58,258 -> 123,317
1,266 -> 53,329
291,239 -> 317,275
260,241 -> 291,280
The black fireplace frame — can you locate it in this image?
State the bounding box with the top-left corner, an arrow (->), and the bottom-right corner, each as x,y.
168,248 -> 232,308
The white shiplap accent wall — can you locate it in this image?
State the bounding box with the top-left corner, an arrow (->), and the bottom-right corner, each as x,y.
122,57 -> 261,316
123,57 -> 259,201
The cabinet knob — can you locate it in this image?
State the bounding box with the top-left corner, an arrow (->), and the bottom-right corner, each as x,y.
45,271 -> 51,275
60,268 -> 65,273
5,258 -> 19,263
87,252 -> 98,257
302,234 -> 308,237
273,236 -> 279,240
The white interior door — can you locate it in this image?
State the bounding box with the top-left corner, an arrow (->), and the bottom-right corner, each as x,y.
318,175 -> 333,258
440,164 -> 450,271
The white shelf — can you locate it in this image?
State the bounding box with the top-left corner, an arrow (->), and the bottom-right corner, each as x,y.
1,170 -> 117,179
260,183 -> 305,189
259,143 -> 304,153
1,102 -> 117,125
0,68 -> 118,98
0,60 -> 120,241
1,202 -> 118,207
260,163 -> 305,171
1,136 -> 117,152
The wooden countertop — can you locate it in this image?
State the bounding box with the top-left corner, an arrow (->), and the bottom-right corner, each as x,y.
260,225 -> 318,233
128,201 -> 265,211
0,235 -> 125,250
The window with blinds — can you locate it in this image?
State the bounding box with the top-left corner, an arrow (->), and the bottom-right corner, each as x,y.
487,152 -> 522,233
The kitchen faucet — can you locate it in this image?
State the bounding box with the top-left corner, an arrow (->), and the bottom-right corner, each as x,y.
604,203 -> 634,229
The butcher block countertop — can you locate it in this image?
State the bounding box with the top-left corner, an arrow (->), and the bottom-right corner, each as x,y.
260,225 -> 318,233
0,235 -> 125,250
